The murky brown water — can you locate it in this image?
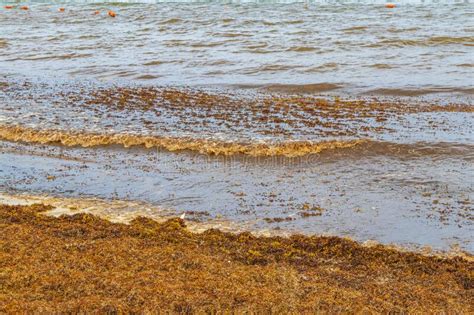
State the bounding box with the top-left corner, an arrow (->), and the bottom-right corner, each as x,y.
0,80 -> 473,251
0,1 -> 473,252
1,1 -> 473,98
1,139 -> 473,251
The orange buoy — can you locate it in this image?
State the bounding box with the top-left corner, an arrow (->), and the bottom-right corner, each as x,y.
58,7 -> 65,12
385,3 -> 396,8
108,10 -> 116,18
93,10 -> 100,15
20,5 -> 29,10
4,5 -> 14,9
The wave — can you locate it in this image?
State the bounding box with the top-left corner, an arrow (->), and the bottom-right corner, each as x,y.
366,87 -> 474,96
0,125 -> 365,157
3,125 -> 472,160
261,83 -> 342,93
366,36 -> 474,48
16,0 -> 474,4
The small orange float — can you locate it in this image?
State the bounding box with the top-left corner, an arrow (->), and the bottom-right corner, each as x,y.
4,5 -> 14,9
58,7 -> 65,12
93,10 -> 100,15
385,3 -> 396,8
108,10 -> 116,18
20,5 -> 29,10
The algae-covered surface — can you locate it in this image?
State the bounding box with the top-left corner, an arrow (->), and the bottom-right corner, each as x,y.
2,3 -> 474,311
1,203 -> 472,313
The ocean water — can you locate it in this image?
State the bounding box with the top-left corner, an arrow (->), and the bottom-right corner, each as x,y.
1,1 -> 473,97
0,1 -> 473,251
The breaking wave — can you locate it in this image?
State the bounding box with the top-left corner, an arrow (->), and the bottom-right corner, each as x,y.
0,125 -> 365,157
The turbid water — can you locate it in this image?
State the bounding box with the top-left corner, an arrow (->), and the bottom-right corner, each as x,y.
1,139 -> 473,251
0,1 -> 473,252
0,1 -> 473,98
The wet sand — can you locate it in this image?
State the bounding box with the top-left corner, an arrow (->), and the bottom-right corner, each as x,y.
1,203 -> 472,313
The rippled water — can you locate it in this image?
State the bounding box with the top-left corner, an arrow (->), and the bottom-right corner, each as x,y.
1,1 -> 473,97
1,1 -> 473,252
2,140 -> 473,251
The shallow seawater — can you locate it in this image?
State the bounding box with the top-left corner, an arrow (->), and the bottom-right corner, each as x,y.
0,1 -> 473,252
1,139 -> 473,251
0,1 -> 473,98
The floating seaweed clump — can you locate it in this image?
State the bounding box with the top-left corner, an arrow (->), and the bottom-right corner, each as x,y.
263,216 -> 294,223
1,203 -> 473,313
0,124 -> 365,157
2,82 -> 473,158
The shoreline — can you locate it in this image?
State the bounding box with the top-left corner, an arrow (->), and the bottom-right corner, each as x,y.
2,2 -> 474,311
1,202 -> 472,312
0,191 -> 472,257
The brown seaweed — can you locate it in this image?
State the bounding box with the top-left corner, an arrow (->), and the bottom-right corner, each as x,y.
1,203 -> 472,313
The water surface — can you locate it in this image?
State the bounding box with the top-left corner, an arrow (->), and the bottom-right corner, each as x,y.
0,1 -> 473,252
1,1 -> 473,98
